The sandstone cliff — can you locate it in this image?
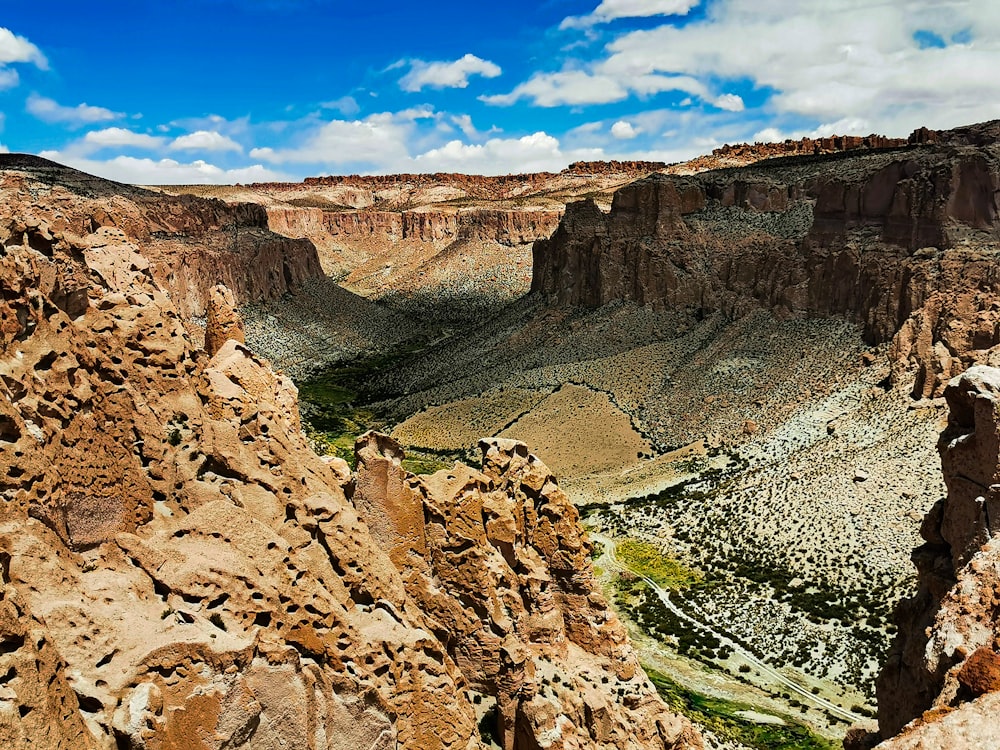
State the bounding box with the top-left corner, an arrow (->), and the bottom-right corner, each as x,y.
871,366 -> 1000,747
0,154 -> 322,318
0,158 -> 697,748
532,124 -> 1000,397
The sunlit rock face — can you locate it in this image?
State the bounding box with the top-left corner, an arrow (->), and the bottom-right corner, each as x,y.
532,122 -> 1000,399
0,155 -> 699,749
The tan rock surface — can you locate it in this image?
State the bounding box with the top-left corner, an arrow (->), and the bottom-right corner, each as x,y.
353,433 -> 701,750
0,157 -> 696,749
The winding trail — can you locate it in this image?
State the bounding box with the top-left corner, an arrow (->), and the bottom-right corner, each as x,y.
593,532 -> 866,724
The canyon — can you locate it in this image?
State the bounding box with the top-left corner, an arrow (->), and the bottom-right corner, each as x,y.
4,120 -> 1000,750
0,155 -> 698,750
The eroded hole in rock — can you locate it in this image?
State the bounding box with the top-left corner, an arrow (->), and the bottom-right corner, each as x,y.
76,692 -> 103,713
0,634 -> 24,654
26,230 -> 54,257
253,611 -> 271,627
0,416 -> 20,443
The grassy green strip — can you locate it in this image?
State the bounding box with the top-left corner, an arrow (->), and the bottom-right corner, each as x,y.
645,667 -> 838,750
616,539 -> 702,590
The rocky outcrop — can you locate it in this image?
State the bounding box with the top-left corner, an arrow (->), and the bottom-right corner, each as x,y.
532,122 -> 1000,397
0,158 -> 696,749
875,366 -> 1000,744
0,154 -> 323,318
354,433 -> 699,750
204,284 -> 245,357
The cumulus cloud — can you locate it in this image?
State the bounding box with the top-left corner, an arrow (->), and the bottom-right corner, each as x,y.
0,27 -> 47,68
610,120 -> 640,139
597,0 -> 1000,133
411,132 -> 604,174
713,93 -> 744,112
399,54 -> 501,92
170,130 -> 243,152
38,151 -> 289,185
27,94 -> 122,125
83,127 -> 165,149
249,109 -> 434,168
562,0 -> 701,28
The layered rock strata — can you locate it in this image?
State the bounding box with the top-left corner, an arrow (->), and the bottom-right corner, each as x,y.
0,154 -> 322,318
532,123 -> 1000,397
0,158 -> 696,749
875,366 -> 1000,745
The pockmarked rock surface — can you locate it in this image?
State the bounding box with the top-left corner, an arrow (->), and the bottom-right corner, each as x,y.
0,157 -> 697,748
532,121 -> 1000,398
874,365 -> 1000,747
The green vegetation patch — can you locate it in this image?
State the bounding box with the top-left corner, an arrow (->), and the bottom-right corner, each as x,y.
645,667 -> 838,750
616,539 -> 702,590
298,351 -> 466,474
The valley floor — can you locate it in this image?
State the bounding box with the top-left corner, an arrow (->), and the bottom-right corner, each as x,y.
245,288 -> 944,744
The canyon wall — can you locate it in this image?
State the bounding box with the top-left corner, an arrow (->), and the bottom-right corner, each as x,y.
0,155 -> 322,318
532,130 -> 1000,397
0,158 -> 698,748
870,366 -> 1000,746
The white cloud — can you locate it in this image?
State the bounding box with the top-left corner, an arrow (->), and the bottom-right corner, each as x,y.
411,132 -> 604,174
250,110 -> 426,167
170,130 -> 243,152
483,67 -> 713,108
449,113 -> 498,140
26,94 -> 122,125
0,68 -> 18,90
562,0 -> 701,28
83,127 -> 165,149
597,0 -> 1000,134
399,53 -> 501,92
751,127 -> 786,143
610,120 -> 640,139
482,71 -> 630,107
0,27 -> 47,68
713,93 -> 744,112
38,151 -> 289,185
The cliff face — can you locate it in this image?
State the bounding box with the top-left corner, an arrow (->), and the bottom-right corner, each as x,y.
873,366 -> 1000,745
532,128 -> 1000,397
0,155 -> 323,318
0,159 -> 697,749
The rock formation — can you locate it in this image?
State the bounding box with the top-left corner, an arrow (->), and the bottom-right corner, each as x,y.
874,365 -> 1000,745
354,433 -> 698,750
531,121 -> 1000,398
0,157 -> 697,748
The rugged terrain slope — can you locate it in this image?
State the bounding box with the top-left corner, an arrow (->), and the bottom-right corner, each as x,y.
0,157 -> 699,749
155,164 -> 668,322
275,123 -> 1000,731
533,122 -> 1000,399
849,366 -> 1000,748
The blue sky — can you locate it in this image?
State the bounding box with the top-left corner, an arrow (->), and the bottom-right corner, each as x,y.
1,0 -> 999,182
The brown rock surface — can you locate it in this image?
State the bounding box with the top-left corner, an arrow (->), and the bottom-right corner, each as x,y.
353,433 -> 700,750
876,365 -> 1000,742
531,121 -> 1000,398
0,157 -> 696,749
204,284 -> 245,357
